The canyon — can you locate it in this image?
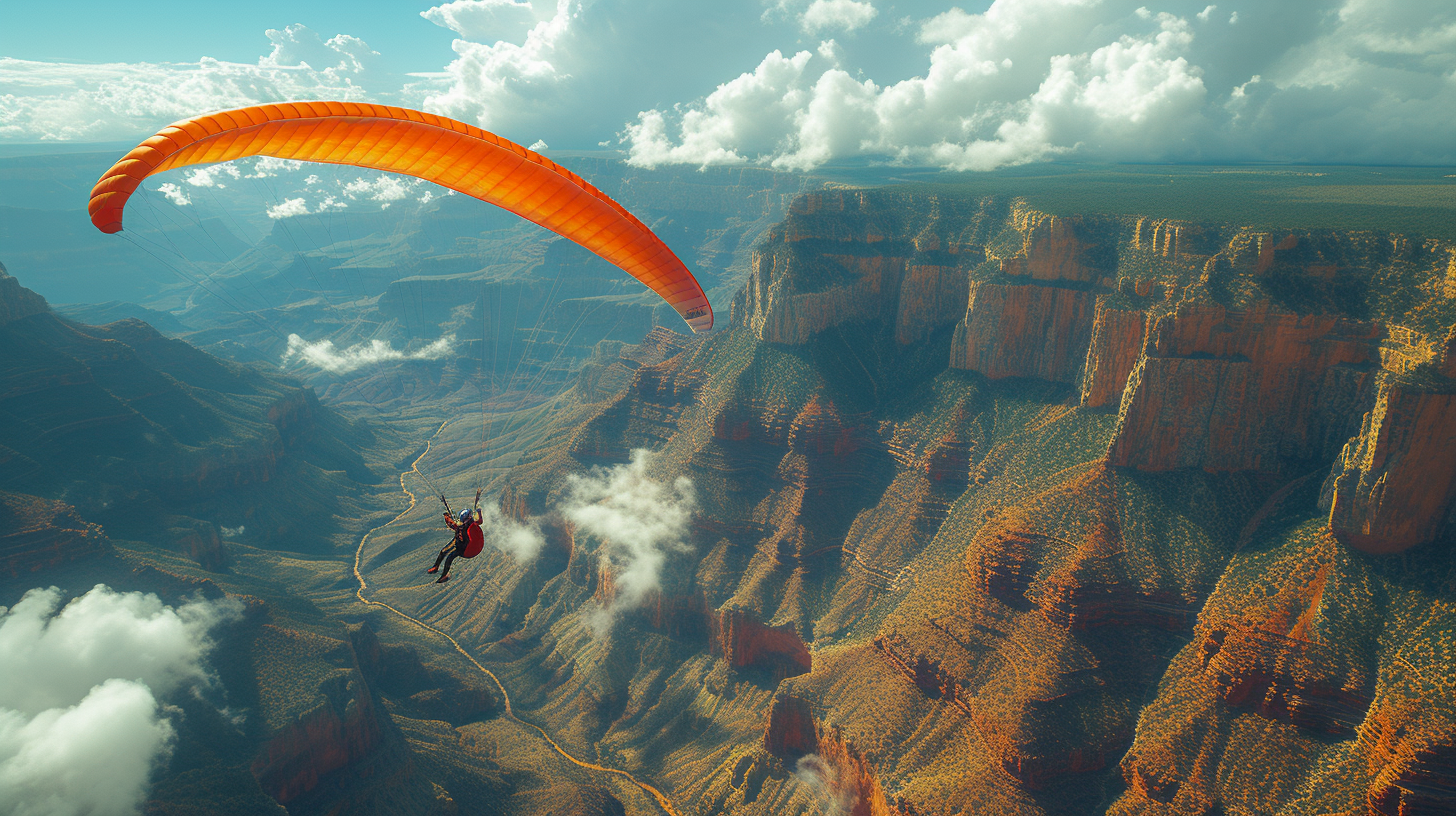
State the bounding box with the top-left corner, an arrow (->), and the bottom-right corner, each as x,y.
4,175 -> 1456,816
424,189 -> 1456,816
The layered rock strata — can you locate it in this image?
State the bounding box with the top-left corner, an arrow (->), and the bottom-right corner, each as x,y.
0,490 -> 110,577
1108,303 -> 1382,472
1323,378 -> 1456,553
740,190 -> 985,346
950,211 -> 1114,383
951,281 -> 1096,382
1080,304 -> 1148,408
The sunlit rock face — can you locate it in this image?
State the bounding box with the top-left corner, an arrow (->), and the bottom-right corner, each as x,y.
1108,302 -> 1382,473
1323,379 -> 1456,553
951,211 -> 1111,384
1080,304 -> 1147,408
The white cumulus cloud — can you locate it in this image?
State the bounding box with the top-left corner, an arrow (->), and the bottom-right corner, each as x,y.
623,49 -> 816,169
622,0 -> 1456,170
266,197 -> 310,219
562,449 -> 694,633
422,0 -> 539,42
282,333 -> 457,373
423,0 -> 578,136
801,0 -> 877,34
0,585 -> 241,816
2,0 -> 1452,170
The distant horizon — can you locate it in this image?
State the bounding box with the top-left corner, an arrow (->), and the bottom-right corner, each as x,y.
3,136 -> 1455,173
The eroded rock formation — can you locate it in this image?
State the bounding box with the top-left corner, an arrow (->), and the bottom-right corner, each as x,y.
473,191 -> 1456,816
1324,378 -> 1456,553
711,608 -> 812,681
740,190 -> 985,346
0,490 -> 110,577
1108,302 -> 1382,472
1081,303 -> 1148,408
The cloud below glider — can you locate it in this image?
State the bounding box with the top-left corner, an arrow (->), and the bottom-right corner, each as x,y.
562,449 -> 694,633
282,333 -> 456,374
478,503 -> 546,562
0,585 -> 241,816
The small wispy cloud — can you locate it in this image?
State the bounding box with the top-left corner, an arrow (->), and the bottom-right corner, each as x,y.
478,503 -> 545,562
265,197 -> 310,219
156,182 -> 190,207
183,163 -> 241,188
794,754 -> 856,816
343,175 -> 415,207
282,333 -> 456,373
562,449 -> 694,635
245,157 -> 305,178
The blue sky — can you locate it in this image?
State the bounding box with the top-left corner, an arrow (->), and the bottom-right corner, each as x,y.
1,0 -> 1453,169
0,1 -> 454,72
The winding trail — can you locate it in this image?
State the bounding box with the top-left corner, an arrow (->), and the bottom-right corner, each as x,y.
352,420 -> 682,816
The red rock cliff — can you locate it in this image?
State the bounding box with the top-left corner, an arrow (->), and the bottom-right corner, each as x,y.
1323,378 -> 1456,553
740,190 -> 977,345
950,211 -> 1112,383
951,281 -> 1096,383
1108,302 -> 1381,472
1080,303 -> 1148,408
710,608 -> 812,680
251,671 -> 385,804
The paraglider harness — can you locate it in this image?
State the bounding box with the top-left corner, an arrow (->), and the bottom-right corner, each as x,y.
430,489 -> 485,583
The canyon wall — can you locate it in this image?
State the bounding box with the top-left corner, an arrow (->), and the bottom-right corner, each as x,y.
481,189 -> 1456,816
1107,302 -> 1382,473
739,189 -> 985,345
1323,378 -> 1456,553
747,199 -> 1456,553
950,210 -> 1111,383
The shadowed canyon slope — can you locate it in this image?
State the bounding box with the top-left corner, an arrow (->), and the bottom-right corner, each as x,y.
407,189 -> 1456,816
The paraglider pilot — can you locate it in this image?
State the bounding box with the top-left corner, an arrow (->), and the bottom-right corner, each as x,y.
429,489 -> 482,584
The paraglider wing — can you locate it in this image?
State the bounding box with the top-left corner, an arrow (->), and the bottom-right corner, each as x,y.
88,102 -> 713,332
463,525 -> 485,559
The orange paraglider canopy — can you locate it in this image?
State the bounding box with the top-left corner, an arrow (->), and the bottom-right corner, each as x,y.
89,101 -> 712,332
